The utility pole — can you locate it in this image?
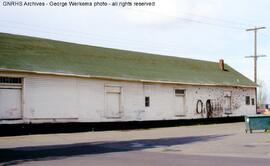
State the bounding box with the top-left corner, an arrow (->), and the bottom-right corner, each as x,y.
246,26 -> 267,84
245,26 -> 267,110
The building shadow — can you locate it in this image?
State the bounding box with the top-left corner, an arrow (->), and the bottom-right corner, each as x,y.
0,134 -> 231,165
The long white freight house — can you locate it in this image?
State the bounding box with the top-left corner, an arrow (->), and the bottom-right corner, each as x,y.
0,33 -> 256,124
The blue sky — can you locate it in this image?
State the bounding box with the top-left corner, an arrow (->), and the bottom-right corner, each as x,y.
0,0 -> 269,102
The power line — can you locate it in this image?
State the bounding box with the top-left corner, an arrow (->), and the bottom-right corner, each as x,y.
0,23 -> 192,57
0,21 -> 185,50
122,7 -> 248,30
1,10 -> 269,61
178,11 -> 252,27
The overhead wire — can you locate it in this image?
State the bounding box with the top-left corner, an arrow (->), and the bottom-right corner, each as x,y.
0,20 -> 188,55
0,7 -> 269,57
121,6 -> 249,30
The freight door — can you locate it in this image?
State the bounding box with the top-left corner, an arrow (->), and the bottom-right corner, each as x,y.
0,88 -> 22,119
174,89 -> 186,116
105,86 -> 121,118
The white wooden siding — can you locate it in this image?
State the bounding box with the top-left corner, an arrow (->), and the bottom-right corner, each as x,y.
0,73 -> 257,123
24,77 -> 78,119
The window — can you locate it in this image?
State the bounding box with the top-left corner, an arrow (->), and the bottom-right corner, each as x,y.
251,98 -> 255,105
0,77 -> 22,84
246,96 -> 250,105
145,96 -> 150,107
175,89 -> 185,96
224,96 -> 232,114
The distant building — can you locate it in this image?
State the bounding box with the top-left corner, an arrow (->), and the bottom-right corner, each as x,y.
0,33 -> 256,124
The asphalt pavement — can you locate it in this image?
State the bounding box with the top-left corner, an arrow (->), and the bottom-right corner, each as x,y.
0,122 -> 269,165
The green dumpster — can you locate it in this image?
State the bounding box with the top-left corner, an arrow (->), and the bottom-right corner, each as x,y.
245,115 -> 270,133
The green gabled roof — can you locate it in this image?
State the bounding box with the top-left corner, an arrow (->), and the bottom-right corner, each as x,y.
0,32 -> 256,87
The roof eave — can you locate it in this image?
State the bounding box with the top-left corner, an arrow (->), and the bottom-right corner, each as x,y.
0,68 -> 257,88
